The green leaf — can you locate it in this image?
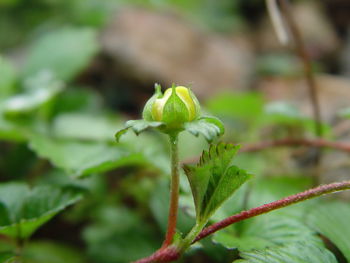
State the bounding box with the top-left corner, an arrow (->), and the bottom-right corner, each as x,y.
22,27 -> 99,81
235,242 -> 337,263
52,113 -> 123,141
22,241 -> 85,263
213,214 -> 322,252
184,116 -> 224,143
115,119 -> 164,142
150,179 -> 195,234
83,206 -> 158,263
0,182 -> 82,239
29,135 -> 146,177
306,201 -> 350,262
205,92 -> 264,121
0,56 -> 17,98
0,251 -> 15,262
2,71 -> 64,114
184,143 -> 252,222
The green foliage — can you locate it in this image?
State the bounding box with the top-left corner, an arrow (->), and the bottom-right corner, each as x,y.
0,1 -> 349,260
83,206 -> 159,263
22,27 -> 99,81
0,56 -> 17,98
205,92 -> 264,121
212,176 -> 323,259
184,143 -> 252,222
52,113 -> 122,141
306,201 -> 350,262
213,215 -> 321,251
184,116 -> 225,143
29,135 -> 146,177
2,71 -> 64,115
22,241 -> 85,263
0,182 -> 82,239
150,179 -> 195,234
256,53 -> 302,77
115,120 -> 164,142
235,242 -> 337,263
0,252 -> 15,262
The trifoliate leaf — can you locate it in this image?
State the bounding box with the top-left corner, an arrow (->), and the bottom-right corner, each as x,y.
184,116 -> 224,143
235,242 -> 337,263
115,120 -> 164,142
306,201 -> 350,262
184,143 -> 252,222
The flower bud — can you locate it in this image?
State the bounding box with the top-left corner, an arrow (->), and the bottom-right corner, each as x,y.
142,84 -> 201,131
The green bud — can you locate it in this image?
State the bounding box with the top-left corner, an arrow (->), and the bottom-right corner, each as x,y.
142,84 -> 201,131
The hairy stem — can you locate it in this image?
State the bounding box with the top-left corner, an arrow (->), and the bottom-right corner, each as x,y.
162,134 -> 180,247
135,181 -> 350,263
194,180 -> 350,242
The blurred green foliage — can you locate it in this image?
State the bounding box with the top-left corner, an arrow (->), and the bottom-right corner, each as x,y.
0,0 -> 349,262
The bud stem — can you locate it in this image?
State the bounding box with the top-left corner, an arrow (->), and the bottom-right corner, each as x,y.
162,133 -> 180,247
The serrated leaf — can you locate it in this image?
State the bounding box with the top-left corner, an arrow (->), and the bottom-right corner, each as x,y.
235,242 -> 337,263
115,119 -> 164,142
22,27 -> 99,81
306,201 -> 350,262
184,143 -> 252,222
29,135 -> 146,177
0,182 -> 82,239
184,116 -> 224,143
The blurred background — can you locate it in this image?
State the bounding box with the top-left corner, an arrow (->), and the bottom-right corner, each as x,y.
1,0 -> 350,262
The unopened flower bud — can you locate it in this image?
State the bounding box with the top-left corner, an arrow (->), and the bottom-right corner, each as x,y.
142,84 -> 201,131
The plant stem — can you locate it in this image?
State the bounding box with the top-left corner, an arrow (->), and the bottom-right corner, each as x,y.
162,134 -> 180,247
134,180 -> 350,263
194,180 -> 350,242
179,221 -> 206,252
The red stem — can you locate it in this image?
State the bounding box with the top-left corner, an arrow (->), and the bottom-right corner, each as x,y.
162,135 -> 180,247
134,181 -> 350,263
194,180 -> 350,242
